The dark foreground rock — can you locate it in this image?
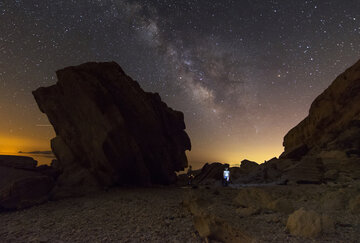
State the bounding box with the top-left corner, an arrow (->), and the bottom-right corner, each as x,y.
0,155 -> 55,210
33,62 -> 191,197
0,155 -> 37,169
184,184 -> 360,242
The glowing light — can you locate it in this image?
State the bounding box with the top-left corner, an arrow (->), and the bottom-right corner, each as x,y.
0,135 -> 49,153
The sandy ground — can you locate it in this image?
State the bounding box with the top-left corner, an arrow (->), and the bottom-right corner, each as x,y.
0,187 -> 202,243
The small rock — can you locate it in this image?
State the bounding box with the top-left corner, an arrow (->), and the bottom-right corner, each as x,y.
236,207 -> 260,217
266,215 -> 281,224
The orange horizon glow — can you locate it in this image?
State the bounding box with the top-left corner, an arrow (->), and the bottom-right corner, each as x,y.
187,143 -> 284,168
0,135 -> 51,154
0,133 -> 285,167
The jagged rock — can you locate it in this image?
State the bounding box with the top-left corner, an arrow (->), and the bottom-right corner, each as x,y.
286,208 -> 335,238
32,62 -> 191,195
0,156 -> 55,210
275,58 -> 360,182
281,60 -> 360,159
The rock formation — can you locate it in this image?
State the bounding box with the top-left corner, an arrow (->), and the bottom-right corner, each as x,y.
33,62 -> 191,196
0,155 -> 55,210
191,60 -> 360,186
281,59 -> 360,159
286,208 -> 334,238
191,162 -> 229,185
276,59 -> 360,183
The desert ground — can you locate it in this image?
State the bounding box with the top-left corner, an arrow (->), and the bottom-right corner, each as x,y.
1,182 -> 359,242
0,187 -> 200,243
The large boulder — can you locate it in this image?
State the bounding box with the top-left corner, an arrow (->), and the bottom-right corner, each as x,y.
0,156 -> 54,210
286,208 -> 335,238
32,62 -> 191,194
281,59 -> 360,159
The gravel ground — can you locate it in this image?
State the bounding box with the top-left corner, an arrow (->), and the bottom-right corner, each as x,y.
1,185 -> 358,242
187,185 -> 360,243
0,187 -> 202,243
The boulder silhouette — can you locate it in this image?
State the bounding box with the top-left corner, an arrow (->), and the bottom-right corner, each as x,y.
33,62 -> 191,196
0,155 -> 54,210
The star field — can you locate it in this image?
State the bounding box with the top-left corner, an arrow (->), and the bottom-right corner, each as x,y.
1,0 -> 360,166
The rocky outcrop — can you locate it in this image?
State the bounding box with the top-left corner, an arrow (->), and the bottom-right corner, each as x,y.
192,162 -> 229,185
281,59 -> 360,159
0,155 -> 55,210
280,157 -> 325,184
276,60 -> 360,183
33,62 -> 191,196
189,161 -> 262,185
239,160 -> 259,172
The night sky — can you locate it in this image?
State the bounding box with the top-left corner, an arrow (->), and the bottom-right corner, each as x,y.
1,0 -> 360,167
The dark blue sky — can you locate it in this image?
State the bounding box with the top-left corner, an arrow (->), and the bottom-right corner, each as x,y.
1,0 -> 359,165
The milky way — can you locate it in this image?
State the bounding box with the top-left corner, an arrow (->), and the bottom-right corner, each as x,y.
1,0 -> 360,166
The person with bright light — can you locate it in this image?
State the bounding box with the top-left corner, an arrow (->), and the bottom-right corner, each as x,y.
223,167 -> 230,186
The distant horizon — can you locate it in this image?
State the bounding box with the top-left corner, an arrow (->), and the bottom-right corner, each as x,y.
0,144 -> 282,169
